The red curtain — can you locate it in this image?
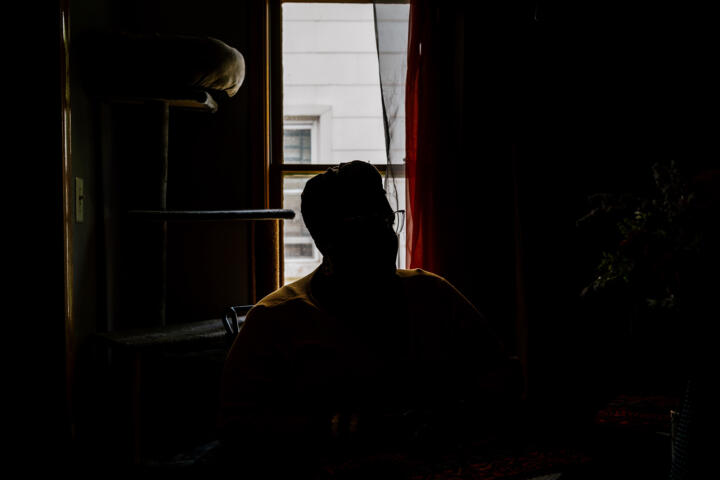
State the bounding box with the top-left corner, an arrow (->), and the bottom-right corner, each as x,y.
405,1 -> 447,273
404,0 -> 424,269
405,1 -> 472,278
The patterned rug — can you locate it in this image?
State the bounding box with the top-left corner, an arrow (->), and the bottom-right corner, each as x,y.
316,444 -> 592,480
594,393 -> 680,430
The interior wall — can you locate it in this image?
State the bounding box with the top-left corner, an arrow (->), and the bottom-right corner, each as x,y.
9,0 -> 72,467
68,0 -> 259,463
521,0 -> 717,401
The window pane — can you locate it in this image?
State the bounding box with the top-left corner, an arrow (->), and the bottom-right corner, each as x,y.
283,175 -> 320,285
285,243 -> 314,258
282,2 -> 385,165
283,128 -> 312,164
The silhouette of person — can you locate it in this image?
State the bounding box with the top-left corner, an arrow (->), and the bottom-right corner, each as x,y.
218,161 -> 522,478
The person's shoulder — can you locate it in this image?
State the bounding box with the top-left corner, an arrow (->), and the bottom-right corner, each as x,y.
244,273 -> 316,326
257,275 -> 311,308
396,268 -> 461,300
396,268 -> 453,289
396,268 -> 472,305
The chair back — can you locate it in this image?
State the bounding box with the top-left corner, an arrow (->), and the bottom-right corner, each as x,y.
221,305 -> 253,338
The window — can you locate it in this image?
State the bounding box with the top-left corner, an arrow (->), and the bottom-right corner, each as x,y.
283,118 -> 317,164
278,2 -> 408,285
282,174 -> 321,281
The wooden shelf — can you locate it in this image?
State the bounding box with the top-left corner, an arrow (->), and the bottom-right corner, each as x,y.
127,209 -> 296,221
104,89 -> 219,112
95,318 -> 246,352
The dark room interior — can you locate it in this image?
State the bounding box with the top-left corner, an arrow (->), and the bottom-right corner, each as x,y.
11,0 -> 719,478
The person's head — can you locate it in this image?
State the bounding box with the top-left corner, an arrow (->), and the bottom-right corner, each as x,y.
301,161 -> 398,280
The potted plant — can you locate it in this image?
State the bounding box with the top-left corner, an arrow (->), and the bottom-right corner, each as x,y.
578,162 -> 719,478
577,161 -> 704,394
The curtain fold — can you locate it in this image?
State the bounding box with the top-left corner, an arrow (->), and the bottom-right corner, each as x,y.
404,0 -> 431,270
373,3 -> 409,171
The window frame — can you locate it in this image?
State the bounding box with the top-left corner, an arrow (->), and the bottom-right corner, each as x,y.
269,0 -> 407,283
